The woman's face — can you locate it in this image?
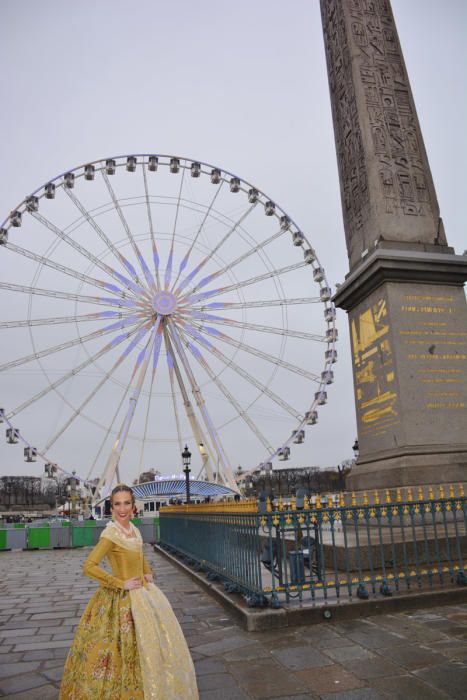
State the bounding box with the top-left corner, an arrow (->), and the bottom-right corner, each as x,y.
111,491 -> 133,528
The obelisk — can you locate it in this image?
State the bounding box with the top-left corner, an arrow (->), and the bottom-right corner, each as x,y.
320,0 -> 467,489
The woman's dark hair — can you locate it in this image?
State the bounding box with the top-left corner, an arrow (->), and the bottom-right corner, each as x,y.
110,483 -> 135,507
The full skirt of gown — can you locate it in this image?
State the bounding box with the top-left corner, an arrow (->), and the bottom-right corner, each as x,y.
59,582 -> 198,700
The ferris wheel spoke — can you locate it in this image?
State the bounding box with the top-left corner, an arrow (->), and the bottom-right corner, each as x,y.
168,322 -> 237,488
63,186 -> 155,291
190,227 -> 284,295
179,327 -> 275,453
0,314 -> 145,374
182,261 -> 306,304
164,165 -> 186,290
5,241 -> 133,298
30,210 -> 148,298
183,320 -> 321,381
163,328 -> 216,481
85,376 -> 135,480
182,311 -> 327,342
8,320 -> 149,420
43,323 -> 153,451
180,326 -> 303,421
171,182 -> 224,293
0,280 -> 141,309
175,203 -> 256,297
195,296 -> 321,311
0,309 -> 137,330
141,162 -> 161,290
101,171 -> 154,288
137,332 -> 163,472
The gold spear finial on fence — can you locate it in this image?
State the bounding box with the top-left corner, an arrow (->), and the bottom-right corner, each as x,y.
428,486 -> 434,500
327,494 -> 332,508
396,488 -> 402,502
266,497 -> 272,513
278,495 -> 284,511
407,487 -> 413,502
291,496 -> 297,510
439,485 -> 445,499
340,492 -> 345,507
315,493 -> 322,509
374,490 -> 380,505
304,495 -> 310,510
460,483 -> 465,497
363,491 -> 369,506
449,484 -> 455,498
385,488 -> 391,503
351,491 -> 357,506
418,486 -> 424,501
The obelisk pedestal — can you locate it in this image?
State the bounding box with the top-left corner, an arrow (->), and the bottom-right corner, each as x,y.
320,0 -> 467,489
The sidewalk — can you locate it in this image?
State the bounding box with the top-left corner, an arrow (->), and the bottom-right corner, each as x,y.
0,546 -> 466,699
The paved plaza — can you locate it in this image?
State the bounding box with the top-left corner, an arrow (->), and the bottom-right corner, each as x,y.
0,546 -> 466,699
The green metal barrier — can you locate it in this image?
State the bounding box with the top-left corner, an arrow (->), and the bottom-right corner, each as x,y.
71,525 -> 94,547
0,530 -> 7,550
27,526 -> 51,549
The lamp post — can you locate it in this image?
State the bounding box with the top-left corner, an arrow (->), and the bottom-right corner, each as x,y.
182,445 -> 192,504
352,439 -> 359,460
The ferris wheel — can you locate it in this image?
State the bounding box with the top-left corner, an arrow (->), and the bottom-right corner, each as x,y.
0,154 -> 337,498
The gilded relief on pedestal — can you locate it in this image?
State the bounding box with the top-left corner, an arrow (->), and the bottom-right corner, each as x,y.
351,297 -> 399,436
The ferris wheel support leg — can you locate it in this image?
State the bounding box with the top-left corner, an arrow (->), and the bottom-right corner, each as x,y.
163,328 -> 216,483
95,322 -> 159,499
168,323 -> 239,493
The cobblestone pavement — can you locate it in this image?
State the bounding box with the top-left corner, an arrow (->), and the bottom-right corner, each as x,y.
0,547 -> 466,699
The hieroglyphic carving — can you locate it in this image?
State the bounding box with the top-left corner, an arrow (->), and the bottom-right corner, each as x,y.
349,0 -> 434,219
320,0 -> 370,256
320,0 -> 441,261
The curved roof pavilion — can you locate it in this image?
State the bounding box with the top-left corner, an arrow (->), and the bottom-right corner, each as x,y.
132,478 -> 238,501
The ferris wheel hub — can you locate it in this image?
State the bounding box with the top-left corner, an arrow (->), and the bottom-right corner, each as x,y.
153,291 -> 178,316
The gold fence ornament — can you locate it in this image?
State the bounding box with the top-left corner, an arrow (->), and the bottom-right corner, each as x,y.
363,491 -> 369,506
351,491 -> 357,506
340,492 -> 345,507
460,483 -> 465,497
303,495 -> 310,510
429,486 -> 434,500
407,487 -> 413,502
385,488 -> 391,503
315,494 -> 322,509
439,485 -> 445,499
396,488 -> 402,502
418,486 -> 424,501
449,484 -> 455,498
374,490 -> 380,505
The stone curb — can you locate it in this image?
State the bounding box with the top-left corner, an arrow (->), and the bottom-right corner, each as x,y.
154,544 -> 467,633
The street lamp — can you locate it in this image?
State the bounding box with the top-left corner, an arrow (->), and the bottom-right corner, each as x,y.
352,439 -> 359,459
182,445 -> 192,504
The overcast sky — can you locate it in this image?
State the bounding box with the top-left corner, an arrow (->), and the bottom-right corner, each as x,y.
1,0 -> 465,483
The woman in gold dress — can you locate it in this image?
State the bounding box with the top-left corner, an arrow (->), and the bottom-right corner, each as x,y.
59,484 -> 199,700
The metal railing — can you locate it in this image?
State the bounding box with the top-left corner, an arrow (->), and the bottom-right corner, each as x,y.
159,486 -> 467,608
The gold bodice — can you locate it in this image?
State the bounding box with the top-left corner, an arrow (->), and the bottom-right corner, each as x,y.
83,522 -> 152,590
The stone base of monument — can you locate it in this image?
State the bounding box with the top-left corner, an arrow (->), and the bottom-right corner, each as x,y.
334,248 -> 467,493
347,447 -> 467,491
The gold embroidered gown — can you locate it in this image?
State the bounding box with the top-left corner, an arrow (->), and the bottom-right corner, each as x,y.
59,521 -> 199,700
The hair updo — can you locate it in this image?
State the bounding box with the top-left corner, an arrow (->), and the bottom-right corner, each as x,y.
110,483 -> 135,507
